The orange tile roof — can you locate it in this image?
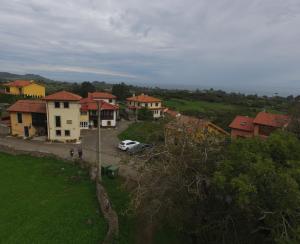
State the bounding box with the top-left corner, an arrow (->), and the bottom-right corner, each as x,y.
229,116 -> 255,132
44,91 -> 82,101
7,100 -> 46,113
164,108 -> 181,117
166,114 -> 229,135
80,97 -> 118,111
253,112 -> 290,128
4,80 -> 32,87
127,94 -> 161,103
88,92 -> 116,99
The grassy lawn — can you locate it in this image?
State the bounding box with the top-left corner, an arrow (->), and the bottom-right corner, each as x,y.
0,153 -> 106,243
118,120 -> 166,144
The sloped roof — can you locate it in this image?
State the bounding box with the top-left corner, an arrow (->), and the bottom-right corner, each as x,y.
127,94 -> 161,103
229,116 -> 255,132
4,80 -> 32,87
164,108 -> 181,117
166,114 -> 229,136
253,112 -> 290,128
80,97 -> 118,111
88,92 -> 116,99
7,100 -> 46,113
44,91 -> 82,101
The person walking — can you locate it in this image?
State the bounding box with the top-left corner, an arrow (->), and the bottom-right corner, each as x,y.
70,148 -> 74,158
78,147 -> 83,160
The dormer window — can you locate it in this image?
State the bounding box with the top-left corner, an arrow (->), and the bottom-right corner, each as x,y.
55,102 -> 60,108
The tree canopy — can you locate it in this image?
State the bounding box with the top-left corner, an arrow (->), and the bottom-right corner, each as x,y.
131,131 -> 300,243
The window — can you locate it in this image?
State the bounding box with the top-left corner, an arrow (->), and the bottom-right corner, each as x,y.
56,130 -> 61,136
109,99 -> 112,103
101,110 -> 114,120
17,113 -> 22,123
66,120 -> 72,125
155,103 -> 159,107
107,121 -> 111,126
63,102 -> 69,108
55,116 -> 61,127
80,122 -> 88,128
55,102 -> 60,108
65,130 -> 70,136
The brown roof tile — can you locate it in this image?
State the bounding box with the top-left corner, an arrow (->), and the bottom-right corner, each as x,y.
253,112 -> 290,128
229,116 -> 255,132
4,80 -> 32,87
127,94 -> 161,103
44,91 -> 82,101
7,100 -> 46,113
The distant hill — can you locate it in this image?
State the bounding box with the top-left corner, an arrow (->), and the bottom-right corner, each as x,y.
0,72 -> 113,94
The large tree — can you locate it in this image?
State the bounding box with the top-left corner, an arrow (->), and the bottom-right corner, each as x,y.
112,82 -> 131,101
131,130 -> 300,243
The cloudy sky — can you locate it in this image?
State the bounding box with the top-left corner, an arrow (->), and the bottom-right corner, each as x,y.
1,0 -> 300,95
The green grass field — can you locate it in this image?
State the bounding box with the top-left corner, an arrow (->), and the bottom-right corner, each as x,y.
164,98 -> 241,113
0,153 -> 106,243
118,121 -> 166,144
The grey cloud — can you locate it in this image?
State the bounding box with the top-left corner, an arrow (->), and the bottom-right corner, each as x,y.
1,0 -> 300,95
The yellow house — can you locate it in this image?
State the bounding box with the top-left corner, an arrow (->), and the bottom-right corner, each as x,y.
165,113 -> 229,144
4,80 -> 45,97
7,100 -> 47,138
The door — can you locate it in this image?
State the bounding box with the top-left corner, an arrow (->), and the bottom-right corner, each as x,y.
24,126 -> 29,137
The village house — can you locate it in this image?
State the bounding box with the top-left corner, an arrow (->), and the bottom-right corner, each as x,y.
229,111 -> 290,139
80,92 -> 119,129
4,80 -> 45,98
165,111 -> 229,144
7,100 -> 47,138
126,93 -> 163,119
44,91 -> 82,142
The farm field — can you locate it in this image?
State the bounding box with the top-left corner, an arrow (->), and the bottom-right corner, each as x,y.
0,153 -> 106,243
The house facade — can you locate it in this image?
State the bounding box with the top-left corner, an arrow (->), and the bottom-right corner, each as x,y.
44,91 -> 82,142
7,100 -> 47,138
126,93 -> 163,119
80,92 -> 118,128
229,112 -> 290,139
4,80 -> 45,97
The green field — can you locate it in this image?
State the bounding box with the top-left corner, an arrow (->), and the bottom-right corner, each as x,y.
164,98 -> 242,113
118,121 -> 166,144
0,153 -> 106,243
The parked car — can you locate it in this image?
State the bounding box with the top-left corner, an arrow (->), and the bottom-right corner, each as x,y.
118,140 -> 140,151
128,143 -> 153,155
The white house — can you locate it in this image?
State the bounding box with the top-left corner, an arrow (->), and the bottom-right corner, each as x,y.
80,92 -> 119,128
44,91 -> 82,142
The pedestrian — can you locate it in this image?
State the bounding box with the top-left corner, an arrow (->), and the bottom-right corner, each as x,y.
78,147 -> 83,160
70,148 -> 74,158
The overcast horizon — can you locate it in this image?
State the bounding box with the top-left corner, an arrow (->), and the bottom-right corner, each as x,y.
1,0 -> 300,96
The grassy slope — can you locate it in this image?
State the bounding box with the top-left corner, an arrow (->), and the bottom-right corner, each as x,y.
118,121 -> 166,144
0,153 -> 106,243
164,98 -> 242,113
103,176 -> 181,244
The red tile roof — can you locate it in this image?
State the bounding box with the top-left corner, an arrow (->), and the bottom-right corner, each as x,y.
88,92 -> 116,99
127,94 -> 161,103
80,97 -> 118,111
7,100 -> 46,113
229,116 -> 255,132
253,112 -> 290,128
4,80 -> 32,87
44,91 -> 82,101
164,108 -> 181,117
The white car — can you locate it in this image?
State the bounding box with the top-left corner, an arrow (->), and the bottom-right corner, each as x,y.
118,140 -> 140,151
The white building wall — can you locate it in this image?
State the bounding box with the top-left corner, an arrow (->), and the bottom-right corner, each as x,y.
100,110 -> 116,127
46,101 -> 81,141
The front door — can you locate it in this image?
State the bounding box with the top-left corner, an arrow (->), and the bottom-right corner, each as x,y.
24,126 -> 29,137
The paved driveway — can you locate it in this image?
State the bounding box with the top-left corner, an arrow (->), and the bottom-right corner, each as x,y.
0,120 -> 138,179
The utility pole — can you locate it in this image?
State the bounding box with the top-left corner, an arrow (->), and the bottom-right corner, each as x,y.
96,101 -> 102,182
